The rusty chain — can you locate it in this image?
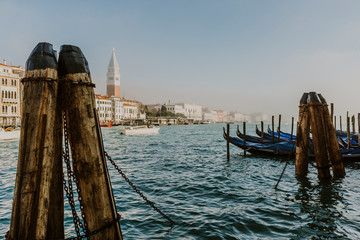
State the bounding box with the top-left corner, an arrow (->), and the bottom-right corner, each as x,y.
104,151 -> 175,226
63,111 -> 89,239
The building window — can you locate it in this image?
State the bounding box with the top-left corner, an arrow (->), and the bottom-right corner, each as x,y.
14,92 -> 16,98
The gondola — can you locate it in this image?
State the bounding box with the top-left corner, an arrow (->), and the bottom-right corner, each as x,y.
255,125 -> 293,142
224,128 -> 297,156
224,128 -> 360,160
236,125 -> 285,144
267,127 -> 295,140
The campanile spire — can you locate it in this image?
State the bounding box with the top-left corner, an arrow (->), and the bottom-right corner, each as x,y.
106,48 -> 120,97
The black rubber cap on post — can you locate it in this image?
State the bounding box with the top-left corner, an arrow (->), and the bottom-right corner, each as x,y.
308,92 -> 320,103
317,94 -> 327,104
300,93 -> 309,105
26,42 -> 57,71
58,45 -> 90,77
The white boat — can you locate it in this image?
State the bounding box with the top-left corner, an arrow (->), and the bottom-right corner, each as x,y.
0,128 -> 20,141
118,125 -> 160,135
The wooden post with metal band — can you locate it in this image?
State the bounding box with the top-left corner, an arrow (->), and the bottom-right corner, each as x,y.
8,42 -> 64,239
307,92 -> 331,179
59,45 -> 122,240
295,93 -> 310,176
318,94 -> 345,178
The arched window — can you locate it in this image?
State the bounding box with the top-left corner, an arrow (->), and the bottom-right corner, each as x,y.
5,91 -> 7,98
14,92 -> 16,98
11,92 -> 13,99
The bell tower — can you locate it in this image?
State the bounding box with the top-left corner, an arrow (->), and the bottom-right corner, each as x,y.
106,48 -> 120,97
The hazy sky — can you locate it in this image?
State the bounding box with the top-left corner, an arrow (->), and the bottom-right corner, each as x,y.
2,0 -> 360,118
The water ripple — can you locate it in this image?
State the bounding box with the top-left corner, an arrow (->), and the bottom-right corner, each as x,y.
1,124 -> 360,239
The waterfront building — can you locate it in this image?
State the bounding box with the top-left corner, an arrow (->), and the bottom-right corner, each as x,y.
95,95 -> 112,125
106,48 -> 120,98
250,112 -> 269,122
108,96 -> 123,124
214,110 -> 224,123
233,112 -> 251,122
176,103 -> 202,120
96,95 -> 145,124
202,108 -> 218,122
0,59 -> 24,126
122,101 -> 138,120
147,102 -> 202,120
146,102 -> 186,116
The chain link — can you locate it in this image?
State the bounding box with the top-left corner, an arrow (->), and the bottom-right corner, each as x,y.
63,111 -> 89,239
66,213 -> 121,240
104,151 -> 175,226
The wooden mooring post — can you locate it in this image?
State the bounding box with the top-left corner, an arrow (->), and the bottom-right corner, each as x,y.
295,92 -> 345,179
272,116 -> 275,141
59,45 -> 122,239
278,114 -> 281,142
9,43 -> 64,239
226,123 -> 230,160
358,113 -> 360,147
347,115 -> 351,149
290,117 -> 294,140
307,92 -> 331,179
352,115 -> 355,134
261,121 -> 264,144
243,122 -> 246,155
295,93 -> 310,176
340,116 -> 343,136
318,94 -> 345,177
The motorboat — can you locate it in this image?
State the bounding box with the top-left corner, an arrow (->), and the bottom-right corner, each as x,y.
0,127 -> 20,141
118,125 -> 159,135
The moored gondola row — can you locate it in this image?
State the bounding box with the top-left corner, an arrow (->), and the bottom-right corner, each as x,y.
224,125 -> 360,160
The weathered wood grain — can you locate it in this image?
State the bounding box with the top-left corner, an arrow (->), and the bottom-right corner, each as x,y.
59,45 -> 122,240
295,93 -> 310,176
9,62 -> 64,239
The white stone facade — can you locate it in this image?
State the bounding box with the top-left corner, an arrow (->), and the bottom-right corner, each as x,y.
176,103 -> 202,120
95,95 -> 112,124
202,109 -> 218,122
96,95 -> 144,124
146,103 -> 186,116
122,102 -> 138,120
146,102 -> 202,120
0,60 -> 24,126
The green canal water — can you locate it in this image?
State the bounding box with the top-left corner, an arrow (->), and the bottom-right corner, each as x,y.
1,123 -> 360,239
